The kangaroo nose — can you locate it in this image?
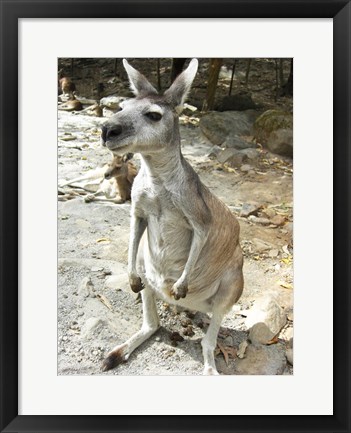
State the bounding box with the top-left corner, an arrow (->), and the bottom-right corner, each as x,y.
107,124 -> 123,140
101,124 -> 123,144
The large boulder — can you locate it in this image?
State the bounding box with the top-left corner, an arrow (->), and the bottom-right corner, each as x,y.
234,343 -> 287,375
267,128 -> 293,157
253,110 -> 293,157
245,294 -> 287,336
216,91 -> 257,111
217,147 -> 260,168
199,110 -> 260,147
100,95 -> 126,110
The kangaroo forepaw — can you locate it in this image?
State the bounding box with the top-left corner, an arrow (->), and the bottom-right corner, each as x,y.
129,275 -> 144,293
170,281 -> 188,300
102,344 -> 129,372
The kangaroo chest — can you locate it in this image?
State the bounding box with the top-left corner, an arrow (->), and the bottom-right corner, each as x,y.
136,182 -> 190,230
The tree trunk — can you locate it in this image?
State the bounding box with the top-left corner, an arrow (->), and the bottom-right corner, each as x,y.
280,59 -> 293,96
204,58 -> 223,111
156,59 -> 161,91
170,58 -> 187,84
229,59 -> 237,96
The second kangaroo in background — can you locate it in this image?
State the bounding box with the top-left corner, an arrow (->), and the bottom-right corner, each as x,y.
104,153 -> 138,203
100,59 -> 244,375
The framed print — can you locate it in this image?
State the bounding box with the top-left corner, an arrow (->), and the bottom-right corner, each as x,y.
0,1 -> 350,432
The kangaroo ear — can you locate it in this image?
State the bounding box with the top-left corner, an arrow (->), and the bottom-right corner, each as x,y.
123,59 -> 158,96
164,59 -> 198,111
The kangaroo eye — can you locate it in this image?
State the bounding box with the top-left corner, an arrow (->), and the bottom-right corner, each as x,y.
145,112 -> 162,121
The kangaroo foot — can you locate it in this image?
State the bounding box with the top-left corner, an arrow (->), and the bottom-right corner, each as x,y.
102,344 -> 129,372
129,275 -> 144,293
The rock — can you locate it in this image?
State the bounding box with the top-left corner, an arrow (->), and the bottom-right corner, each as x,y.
239,148 -> 260,160
267,128 -> 293,157
199,110 -> 259,146
100,96 -> 126,110
245,295 -> 287,335
217,148 -> 242,164
81,317 -> 106,339
248,215 -> 271,225
223,135 -> 257,150
240,202 -> 262,217
217,147 -> 259,168
254,110 -> 293,142
270,214 -> 286,226
286,348 -> 293,365
237,340 -> 249,359
78,277 -> 94,298
268,249 -> 279,258
287,308 -> 294,322
235,343 -> 287,375
207,146 -> 221,159
216,91 -> 257,111
253,110 -> 293,157
252,238 -> 276,253
249,322 -> 275,344
223,335 -> 234,346
240,164 -> 253,173
289,337 -> 293,349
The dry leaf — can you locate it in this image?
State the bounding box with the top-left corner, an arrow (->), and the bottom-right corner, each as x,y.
96,293 -> 113,310
96,237 -> 111,244
266,336 -> 279,345
278,280 -> 293,290
216,342 -> 237,365
281,256 -> 292,265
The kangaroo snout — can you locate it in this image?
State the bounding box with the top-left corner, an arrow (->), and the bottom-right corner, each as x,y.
101,124 -> 123,146
104,170 -> 112,180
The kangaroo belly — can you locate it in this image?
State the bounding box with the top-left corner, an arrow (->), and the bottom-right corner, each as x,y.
145,212 -> 192,280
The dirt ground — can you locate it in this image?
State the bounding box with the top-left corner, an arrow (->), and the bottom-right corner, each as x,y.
57,59 -> 293,376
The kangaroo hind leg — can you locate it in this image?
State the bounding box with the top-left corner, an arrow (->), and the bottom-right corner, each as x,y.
102,287 -> 159,371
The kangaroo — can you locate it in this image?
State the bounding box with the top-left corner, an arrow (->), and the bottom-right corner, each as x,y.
58,93 -> 83,112
58,69 -> 76,96
104,153 -> 138,203
100,59 -> 244,375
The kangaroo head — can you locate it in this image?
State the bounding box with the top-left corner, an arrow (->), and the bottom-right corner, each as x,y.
101,59 -> 198,155
104,155 -> 127,180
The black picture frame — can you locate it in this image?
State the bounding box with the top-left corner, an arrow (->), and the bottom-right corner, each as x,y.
1,1 -> 350,432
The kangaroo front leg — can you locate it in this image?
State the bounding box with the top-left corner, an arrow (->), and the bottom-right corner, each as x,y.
171,226 -> 208,300
201,308 -> 226,375
102,287 -> 159,371
128,215 -> 147,293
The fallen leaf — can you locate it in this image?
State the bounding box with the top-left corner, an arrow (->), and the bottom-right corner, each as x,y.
60,135 -> 77,141
223,164 -> 237,173
96,293 -> 113,310
216,342 -> 237,365
278,280 -> 293,290
281,256 -> 292,265
266,336 -> 279,345
96,237 -> 111,244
